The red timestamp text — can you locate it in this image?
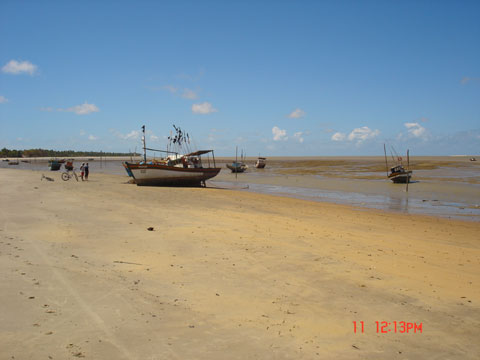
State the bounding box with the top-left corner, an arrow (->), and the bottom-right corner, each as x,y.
353,321 -> 422,334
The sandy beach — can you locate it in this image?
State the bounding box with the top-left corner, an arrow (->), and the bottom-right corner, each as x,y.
1,168 -> 479,359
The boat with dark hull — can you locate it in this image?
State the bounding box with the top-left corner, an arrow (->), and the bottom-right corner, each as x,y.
384,144 -> 412,184
123,125 -> 221,187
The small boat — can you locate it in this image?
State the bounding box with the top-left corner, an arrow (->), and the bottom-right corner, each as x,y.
2,159 -> 9,162
255,157 -> 266,169
387,164 -> 412,183
8,160 -> 19,165
470,157 -> 477,162
123,125 -> 221,187
226,162 -> 248,173
48,159 -> 62,171
384,145 -> 412,184
227,147 -> 248,173
21,160 -> 30,163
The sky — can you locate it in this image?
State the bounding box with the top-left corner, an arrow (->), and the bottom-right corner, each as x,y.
1,0 -> 479,156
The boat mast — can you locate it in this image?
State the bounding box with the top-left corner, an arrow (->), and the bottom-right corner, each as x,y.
406,149 -> 410,192
142,125 -> 147,163
383,144 -> 389,176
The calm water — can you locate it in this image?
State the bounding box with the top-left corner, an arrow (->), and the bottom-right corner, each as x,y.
2,157 -> 479,221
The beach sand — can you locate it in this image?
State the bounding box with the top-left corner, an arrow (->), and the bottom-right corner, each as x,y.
1,168 -> 479,359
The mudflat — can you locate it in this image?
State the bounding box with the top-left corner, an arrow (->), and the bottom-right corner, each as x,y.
1,168 -> 479,359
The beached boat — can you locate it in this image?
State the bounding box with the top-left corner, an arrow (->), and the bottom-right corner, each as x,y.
384,145 -> 412,184
123,125 -> 221,187
255,157 -> 266,169
48,159 -> 62,171
227,147 -> 248,173
226,162 -> 248,173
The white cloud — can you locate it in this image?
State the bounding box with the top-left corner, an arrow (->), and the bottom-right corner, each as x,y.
40,107 -> 54,112
347,126 -> 380,142
63,102 -> 99,115
461,77 -> 480,85
182,88 -> 197,99
272,126 -> 287,141
192,102 -> 217,114
2,60 -> 38,75
331,132 -> 346,141
0,95 -> 8,103
150,134 -> 159,141
88,135 -> 98,141
121,130 -> 141,140
293,131 -> 304,143
163,85 -> 178,93
288,108 -> 305,118
404,122 -> 426,138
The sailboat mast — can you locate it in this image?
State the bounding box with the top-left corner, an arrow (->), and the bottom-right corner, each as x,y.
383,144 -> 389,176
142,125 -> 147,163
406,149 -> 410,192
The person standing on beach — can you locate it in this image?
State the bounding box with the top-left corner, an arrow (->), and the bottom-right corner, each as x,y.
84,163 -> 89,180
80,163 -> 85,181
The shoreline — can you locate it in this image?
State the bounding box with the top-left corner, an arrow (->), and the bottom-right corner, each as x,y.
1,168 -> 479,358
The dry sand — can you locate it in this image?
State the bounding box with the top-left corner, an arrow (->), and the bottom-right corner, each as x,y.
1,168 -> 479,359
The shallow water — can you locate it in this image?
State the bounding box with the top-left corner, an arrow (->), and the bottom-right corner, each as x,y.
2,157 -> 479,221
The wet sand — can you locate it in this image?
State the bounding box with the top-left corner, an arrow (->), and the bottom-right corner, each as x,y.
1,168 -> 479,359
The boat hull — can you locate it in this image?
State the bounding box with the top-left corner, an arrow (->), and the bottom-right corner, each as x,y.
389,172 -> 412,183
125,163 -> 221,186
226,163 -> 247,173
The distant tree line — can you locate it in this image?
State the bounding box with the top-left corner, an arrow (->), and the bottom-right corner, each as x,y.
1,148 -> 132,158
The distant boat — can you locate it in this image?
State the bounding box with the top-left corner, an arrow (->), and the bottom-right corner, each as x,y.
8,160 -> 19,165
384,145 -> 412,184
48,159 -> 62,171
255,157 -> 266,169
227,147 -> 248,173
226,162 -> 248,173
2,159 -> 9,162
470,157 -> 477,162
123,125 -> 221,186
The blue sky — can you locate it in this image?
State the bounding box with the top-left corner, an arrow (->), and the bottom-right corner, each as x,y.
1,0 -> 479,156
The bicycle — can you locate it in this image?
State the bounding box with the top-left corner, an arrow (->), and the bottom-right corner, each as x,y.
61,168 -> 79,181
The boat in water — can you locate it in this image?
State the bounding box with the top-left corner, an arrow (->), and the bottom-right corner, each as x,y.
255,157 -> 266,169
384,145 -> 412,184
123,125 -> 221,187
48,159 -> 62,171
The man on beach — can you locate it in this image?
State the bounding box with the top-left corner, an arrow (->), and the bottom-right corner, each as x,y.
84,163 -> 89,180
80,163 -> 85,181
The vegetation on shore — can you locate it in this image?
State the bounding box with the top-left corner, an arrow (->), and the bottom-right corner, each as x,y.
1,147 -> 132,158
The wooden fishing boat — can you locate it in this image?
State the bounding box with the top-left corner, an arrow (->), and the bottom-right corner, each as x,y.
48,159 -> 62,171
123,125 -> 221,187
255,157 -> 266,169
227,147 -> 248,173
226,162 -> 247,173
384,145 -> 412,184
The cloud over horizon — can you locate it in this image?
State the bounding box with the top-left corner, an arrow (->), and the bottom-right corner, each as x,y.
272,126 -> 287,141
331,126 -> 380,143
404,122 -> 427,139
